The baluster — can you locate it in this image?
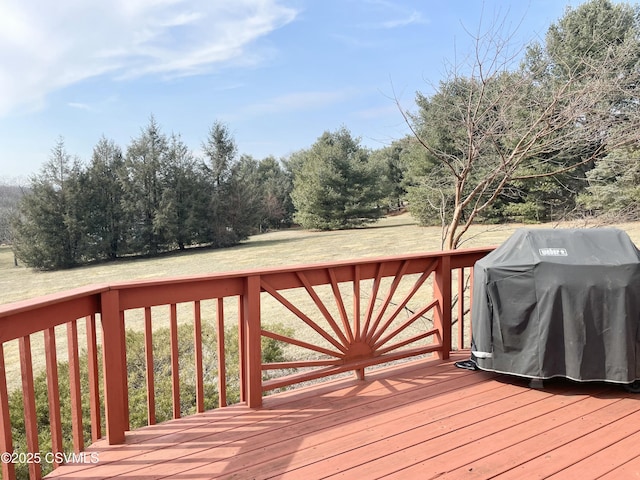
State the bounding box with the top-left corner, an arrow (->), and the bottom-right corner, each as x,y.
44,327 -> 63,466
469,266 -> 475,348
458,268 -> 465,350
238,296 -> 246,403
67,320 -> 84,452
19,336 -> 41,479
170,304 -> 180,419
353,264 -> 362,342
353,265 -> 364,380
120,310 -> 130,431
86,315 -> 101,441
144,307 -> 155,425
217,298 -> 227,408
0,345 -> 15,480
194,301 -> 204,413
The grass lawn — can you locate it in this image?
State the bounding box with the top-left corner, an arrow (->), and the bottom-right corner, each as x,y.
0,214 -> 494,389
0,213 -> 513,305
4,212 -> 640,305
2,213 -> 640,392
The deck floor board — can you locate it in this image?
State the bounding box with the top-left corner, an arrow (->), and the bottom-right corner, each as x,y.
46,352 -> 640,479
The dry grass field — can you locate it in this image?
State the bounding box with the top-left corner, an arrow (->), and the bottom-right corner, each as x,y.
0,213 -> 507,305
3,212 -> 620,306
2,213 -> 640,392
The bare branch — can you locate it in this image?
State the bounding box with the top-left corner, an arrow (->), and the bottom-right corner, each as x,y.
405,4 -> 640,249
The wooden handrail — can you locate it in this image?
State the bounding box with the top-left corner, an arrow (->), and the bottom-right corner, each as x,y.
0,247 -> 493,480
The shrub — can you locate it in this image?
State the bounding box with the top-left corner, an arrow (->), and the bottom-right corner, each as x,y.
7,322 -> 292,478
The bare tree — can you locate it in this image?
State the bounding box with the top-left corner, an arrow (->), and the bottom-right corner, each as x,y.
0,183 -> 24,243
402,3 -> 640,249
0,181 -> 26,267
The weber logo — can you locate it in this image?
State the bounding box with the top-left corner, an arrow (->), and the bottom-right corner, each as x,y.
539,248 -> 568,256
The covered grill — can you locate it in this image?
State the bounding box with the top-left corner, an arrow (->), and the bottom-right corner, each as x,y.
470,228 -> 640,384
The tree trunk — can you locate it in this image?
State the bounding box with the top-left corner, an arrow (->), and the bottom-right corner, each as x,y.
445,205 -> 463,250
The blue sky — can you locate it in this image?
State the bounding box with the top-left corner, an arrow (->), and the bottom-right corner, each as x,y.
0,0 -> 590,181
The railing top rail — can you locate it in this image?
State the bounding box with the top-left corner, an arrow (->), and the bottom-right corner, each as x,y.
0,284 -> 109,319
0,285 -> 108,343
107,246 -> 496,289
0,246 -> 496,330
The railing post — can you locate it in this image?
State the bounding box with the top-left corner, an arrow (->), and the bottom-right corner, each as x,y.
243,275 -> 263,408
100,289 -> 127,444
434,253 -> 452,359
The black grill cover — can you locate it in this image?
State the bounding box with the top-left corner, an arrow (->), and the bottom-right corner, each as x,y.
471,228 -> 640,383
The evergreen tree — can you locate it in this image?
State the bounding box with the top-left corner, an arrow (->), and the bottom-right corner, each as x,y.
156,134 -> 207,250
257,156 -> 294,230
579,147 -> 640,220
536,0 -> 640,222
402,0 -> 640,248
12,138 -> 85,269
542,0 -> 640,80
202,122 -> 259,247
202,121 -> 236,188
122,116 -> 169,255
81,136 -> 127,259
224,155 -> 264,242
507,0 -> 640,222
369,140 -> 409,211
290,128 -> 384,230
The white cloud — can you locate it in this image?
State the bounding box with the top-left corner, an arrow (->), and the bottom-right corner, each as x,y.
67,102 -> 94,112
354,103 -> 400,120
231,90 -> 355,119
0,0 -> 298,116
66,94 -> 119,113
380,11 -> 427,29
358,1 -> 428,30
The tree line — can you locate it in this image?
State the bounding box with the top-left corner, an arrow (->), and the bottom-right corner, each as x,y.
11,119 -> 297,269
8,0 -> 640,267
10,119 -> 394,269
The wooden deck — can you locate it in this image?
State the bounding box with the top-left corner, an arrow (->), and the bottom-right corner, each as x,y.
46,351 -> 640,480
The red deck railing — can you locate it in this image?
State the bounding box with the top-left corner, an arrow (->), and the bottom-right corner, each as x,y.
0,246 -> 492,480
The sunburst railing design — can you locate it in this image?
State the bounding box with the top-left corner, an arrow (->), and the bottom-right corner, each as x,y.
253,252 -> 482,393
